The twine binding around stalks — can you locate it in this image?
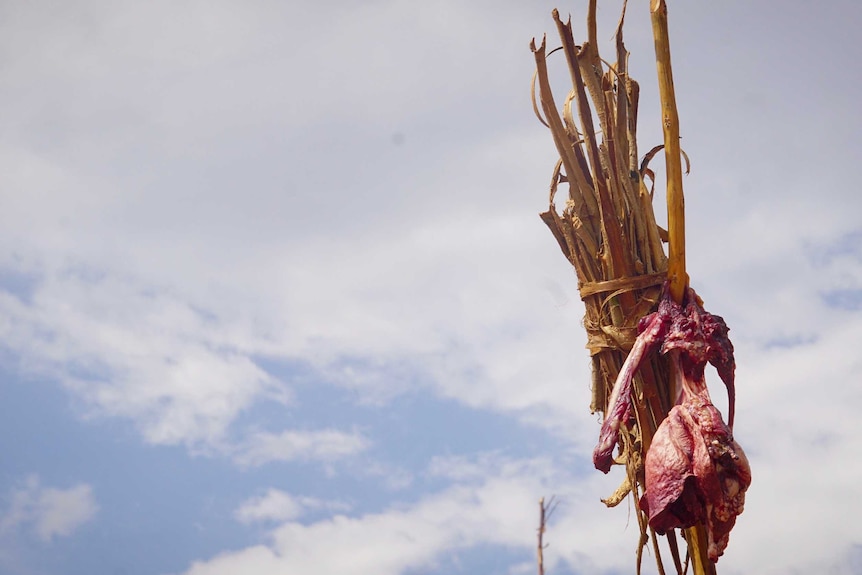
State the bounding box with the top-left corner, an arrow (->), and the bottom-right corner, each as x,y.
531,1 -> 717,574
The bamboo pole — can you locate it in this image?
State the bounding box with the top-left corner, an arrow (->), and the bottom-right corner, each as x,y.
650,2 -> 713,574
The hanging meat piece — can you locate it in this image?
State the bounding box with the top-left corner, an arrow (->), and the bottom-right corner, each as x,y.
591,283 -> 750,562
640,386 -> 751,562
593,296 -> 673,473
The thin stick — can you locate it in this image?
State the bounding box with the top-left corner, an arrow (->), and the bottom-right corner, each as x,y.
537,497 -> 546,575
650,0 -> 688,303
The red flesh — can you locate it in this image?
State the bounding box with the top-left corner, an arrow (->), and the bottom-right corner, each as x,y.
591,284 -> 750,562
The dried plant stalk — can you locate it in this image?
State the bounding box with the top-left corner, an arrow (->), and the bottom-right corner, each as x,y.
530,1 -> 707,573
650,0 -> 688,304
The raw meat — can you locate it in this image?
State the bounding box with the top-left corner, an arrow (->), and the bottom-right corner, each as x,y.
592,284 -> 750,562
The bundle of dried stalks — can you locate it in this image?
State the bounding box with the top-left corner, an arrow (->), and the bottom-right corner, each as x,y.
530,2 -> 713,574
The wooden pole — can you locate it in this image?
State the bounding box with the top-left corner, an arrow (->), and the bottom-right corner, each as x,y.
650,2 -> 713,574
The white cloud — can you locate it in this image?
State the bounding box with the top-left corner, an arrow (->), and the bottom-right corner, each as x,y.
0,272 -> 287,450
0,0 -> 777,461
186,446 -> 862,575
185,453 -> 722,575
233,429 -> 370,468
33,485 -> 98,541
234,490 -> 302,524
0,476 -> 98,542
183,456 -> 579,575
234,489 -> 349,525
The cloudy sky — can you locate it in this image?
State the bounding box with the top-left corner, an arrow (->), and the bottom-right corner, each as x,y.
1,0 -> 860,574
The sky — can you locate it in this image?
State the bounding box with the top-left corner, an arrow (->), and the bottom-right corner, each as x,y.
0,0 -> 861,574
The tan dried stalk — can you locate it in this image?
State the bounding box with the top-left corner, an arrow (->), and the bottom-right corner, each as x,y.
530,1 -> 711,573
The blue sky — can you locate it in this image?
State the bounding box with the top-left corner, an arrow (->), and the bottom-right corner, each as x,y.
1,1 -> 861,574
